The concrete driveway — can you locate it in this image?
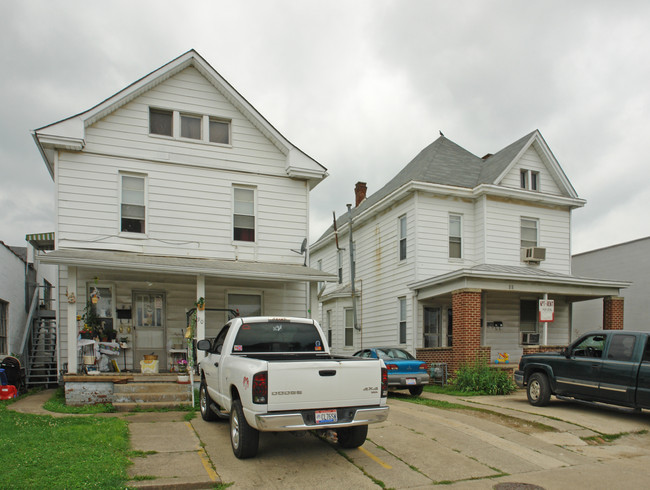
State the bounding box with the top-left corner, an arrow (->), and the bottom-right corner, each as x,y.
192,390 -> 650,489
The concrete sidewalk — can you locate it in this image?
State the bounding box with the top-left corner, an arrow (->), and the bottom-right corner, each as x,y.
8,390 -> 220,489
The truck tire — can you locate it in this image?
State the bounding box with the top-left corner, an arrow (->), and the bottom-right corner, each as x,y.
337,425 -> 368,448
527,372 -> 551,406
199,381 -> 218,422
230,399 -> 259,459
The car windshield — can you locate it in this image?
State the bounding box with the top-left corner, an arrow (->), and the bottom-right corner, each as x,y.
232,321 -> 324,353
375,348 -> 415,360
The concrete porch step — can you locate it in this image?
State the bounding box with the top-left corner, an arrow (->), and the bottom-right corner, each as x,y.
113,391 -> 192,404
113,400 -> 193,412
114,382 -> 191,394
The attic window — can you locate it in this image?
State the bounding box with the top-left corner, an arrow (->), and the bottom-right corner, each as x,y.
210,118 -> 230,145
149,109 -> 172,136
520,170 -> 539,191
181,114 -> 201,140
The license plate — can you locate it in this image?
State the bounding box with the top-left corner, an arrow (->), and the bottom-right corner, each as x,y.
406,378 -> 417,385
315,409 -> 337,424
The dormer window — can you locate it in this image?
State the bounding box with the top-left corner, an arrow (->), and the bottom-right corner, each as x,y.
520,170 -> 540,191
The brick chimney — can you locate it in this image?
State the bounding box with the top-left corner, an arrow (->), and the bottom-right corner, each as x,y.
354,182 -> 367,207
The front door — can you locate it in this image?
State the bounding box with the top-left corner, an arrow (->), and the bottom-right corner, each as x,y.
133,292 -> 166,371
424,307 -> 441,348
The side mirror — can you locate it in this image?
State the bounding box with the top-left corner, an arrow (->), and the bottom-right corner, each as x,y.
197,339 -> 212,351
561,347 -> 570,358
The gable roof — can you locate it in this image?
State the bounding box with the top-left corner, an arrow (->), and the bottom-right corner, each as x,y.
314,130 -> 583,246
32,49 -> 327,187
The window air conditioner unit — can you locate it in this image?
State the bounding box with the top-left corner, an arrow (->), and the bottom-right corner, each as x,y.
522,332 -> 540,345
522,247 -> 546,263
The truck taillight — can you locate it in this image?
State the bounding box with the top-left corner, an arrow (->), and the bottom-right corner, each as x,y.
252,371 -> 267,404
419,363 -> 428,371
381,367 -> 388,398
385,364 -> 399,370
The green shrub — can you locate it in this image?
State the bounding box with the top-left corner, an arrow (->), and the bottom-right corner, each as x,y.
452,362 -> 516,395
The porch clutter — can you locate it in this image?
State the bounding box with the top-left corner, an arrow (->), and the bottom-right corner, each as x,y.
140,354 -> 160,374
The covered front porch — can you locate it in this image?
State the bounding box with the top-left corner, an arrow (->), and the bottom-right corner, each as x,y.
409,264 -> 629,374
38,249 -> 336,376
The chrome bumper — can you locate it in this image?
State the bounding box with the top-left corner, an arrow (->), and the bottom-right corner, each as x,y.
255,405 -> 389,432
387,373 -> 430,386
514,371 -> 525,388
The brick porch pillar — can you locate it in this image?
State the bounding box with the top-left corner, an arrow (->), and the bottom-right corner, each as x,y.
603,296 -> 624,330
452,288 -> 482,370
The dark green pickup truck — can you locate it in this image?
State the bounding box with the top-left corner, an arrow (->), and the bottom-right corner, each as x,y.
515,331 -> 650,409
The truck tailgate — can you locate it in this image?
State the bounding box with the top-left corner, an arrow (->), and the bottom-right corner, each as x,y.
266,359 -> 382,411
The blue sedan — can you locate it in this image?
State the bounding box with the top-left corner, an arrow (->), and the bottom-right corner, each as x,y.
353,347 -> 430,396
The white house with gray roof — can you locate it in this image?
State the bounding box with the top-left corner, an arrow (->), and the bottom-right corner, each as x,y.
309,130 -> 627,370
30,50 -> 335,376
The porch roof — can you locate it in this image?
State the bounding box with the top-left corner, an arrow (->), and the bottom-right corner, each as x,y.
408,264 -> 630,300
37,249 -> 337,283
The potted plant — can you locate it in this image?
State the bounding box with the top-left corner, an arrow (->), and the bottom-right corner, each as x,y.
82,299 -> 102,340
195,297 -> 205,311
177,359 -> 188,373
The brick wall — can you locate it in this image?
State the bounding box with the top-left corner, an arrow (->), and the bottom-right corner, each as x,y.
603,296 -> 624,330
416,346 -> 491,376
522,344 -> 566,355
452,289 -> 482,367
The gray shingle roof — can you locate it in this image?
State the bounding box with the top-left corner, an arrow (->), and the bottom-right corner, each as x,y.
318,132 -> 538,241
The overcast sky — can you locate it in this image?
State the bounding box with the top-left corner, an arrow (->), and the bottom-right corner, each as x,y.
2,0 -> 649,255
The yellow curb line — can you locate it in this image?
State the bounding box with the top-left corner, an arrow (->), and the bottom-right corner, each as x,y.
358,446 -> 392,469
185,421 -> 218,482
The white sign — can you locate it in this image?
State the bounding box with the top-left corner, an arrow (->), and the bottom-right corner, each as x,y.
539,299 -> 555,322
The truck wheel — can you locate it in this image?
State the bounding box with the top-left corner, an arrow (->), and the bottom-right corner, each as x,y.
408,386 -> 424,396
337,425 -> 368,448
230,399 -> 259,459
527,372 -> 551,406
199,381 -> 218,422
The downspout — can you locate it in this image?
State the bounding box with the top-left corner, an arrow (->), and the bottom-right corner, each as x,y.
347,204 -> 359,332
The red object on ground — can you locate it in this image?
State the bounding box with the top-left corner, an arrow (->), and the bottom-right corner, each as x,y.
0,384 -> 17,400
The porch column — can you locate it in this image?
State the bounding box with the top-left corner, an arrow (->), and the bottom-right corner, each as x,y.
196,275 -> 206,362
451,288 -> 482,370
67,266 -> 78,374
603,296 -> 624,330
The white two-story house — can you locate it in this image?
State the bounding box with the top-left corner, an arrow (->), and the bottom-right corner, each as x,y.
310,131 -> 627,371
30,50 -> 335,375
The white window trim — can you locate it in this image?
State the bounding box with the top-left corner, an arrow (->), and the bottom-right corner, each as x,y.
520,217 -> 539,248
398,214 -> 407,262
226,290 -> 264,317
232,185 -> 257,244
118,172 -> 148,238
148,107 -> 232,147
344,307 -> 354,348
448,213 -> 463,260
520,169 -> 540,191
398,297 -> 407,344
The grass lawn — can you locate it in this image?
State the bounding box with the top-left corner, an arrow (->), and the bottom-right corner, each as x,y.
0,398 -> 131,489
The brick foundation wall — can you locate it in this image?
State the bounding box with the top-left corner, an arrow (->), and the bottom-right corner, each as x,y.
416,346 -> 491,377
522,345 -> 565,355
603,296 -> 624,330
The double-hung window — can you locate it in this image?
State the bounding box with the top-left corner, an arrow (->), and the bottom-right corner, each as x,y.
337,249 -> 343,284
121,174 -> 146,234
521,218 -> 538,248
399,215 -> 407,261
233,187 -> 255,242
344,308 -> 354,346
449,214 -> 462,258
398,297 -> 407,344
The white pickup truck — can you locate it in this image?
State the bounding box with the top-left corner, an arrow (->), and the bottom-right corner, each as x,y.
197,316 -> 389,458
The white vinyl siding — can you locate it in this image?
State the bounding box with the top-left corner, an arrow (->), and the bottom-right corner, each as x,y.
501,146 -> 563,196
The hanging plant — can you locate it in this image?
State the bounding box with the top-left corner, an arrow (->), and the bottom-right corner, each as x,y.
195,297 -> 205,311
